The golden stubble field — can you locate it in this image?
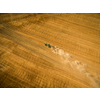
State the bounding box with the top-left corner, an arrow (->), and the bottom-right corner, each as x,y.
0,13 -> 100,88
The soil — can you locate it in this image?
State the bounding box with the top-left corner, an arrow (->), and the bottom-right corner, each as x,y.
0,13 -> 100,88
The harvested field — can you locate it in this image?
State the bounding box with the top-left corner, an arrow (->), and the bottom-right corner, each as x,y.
0,13 -> 100,88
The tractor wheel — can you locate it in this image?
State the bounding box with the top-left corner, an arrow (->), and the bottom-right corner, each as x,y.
48,44 -> 51,48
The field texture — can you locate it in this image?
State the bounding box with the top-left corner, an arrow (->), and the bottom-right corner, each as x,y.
0,13 -> 100,88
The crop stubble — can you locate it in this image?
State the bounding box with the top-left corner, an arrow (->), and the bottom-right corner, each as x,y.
0,13 -> 100,88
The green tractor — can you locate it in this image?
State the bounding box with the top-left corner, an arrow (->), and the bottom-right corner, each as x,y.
44,43 -> 51,48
